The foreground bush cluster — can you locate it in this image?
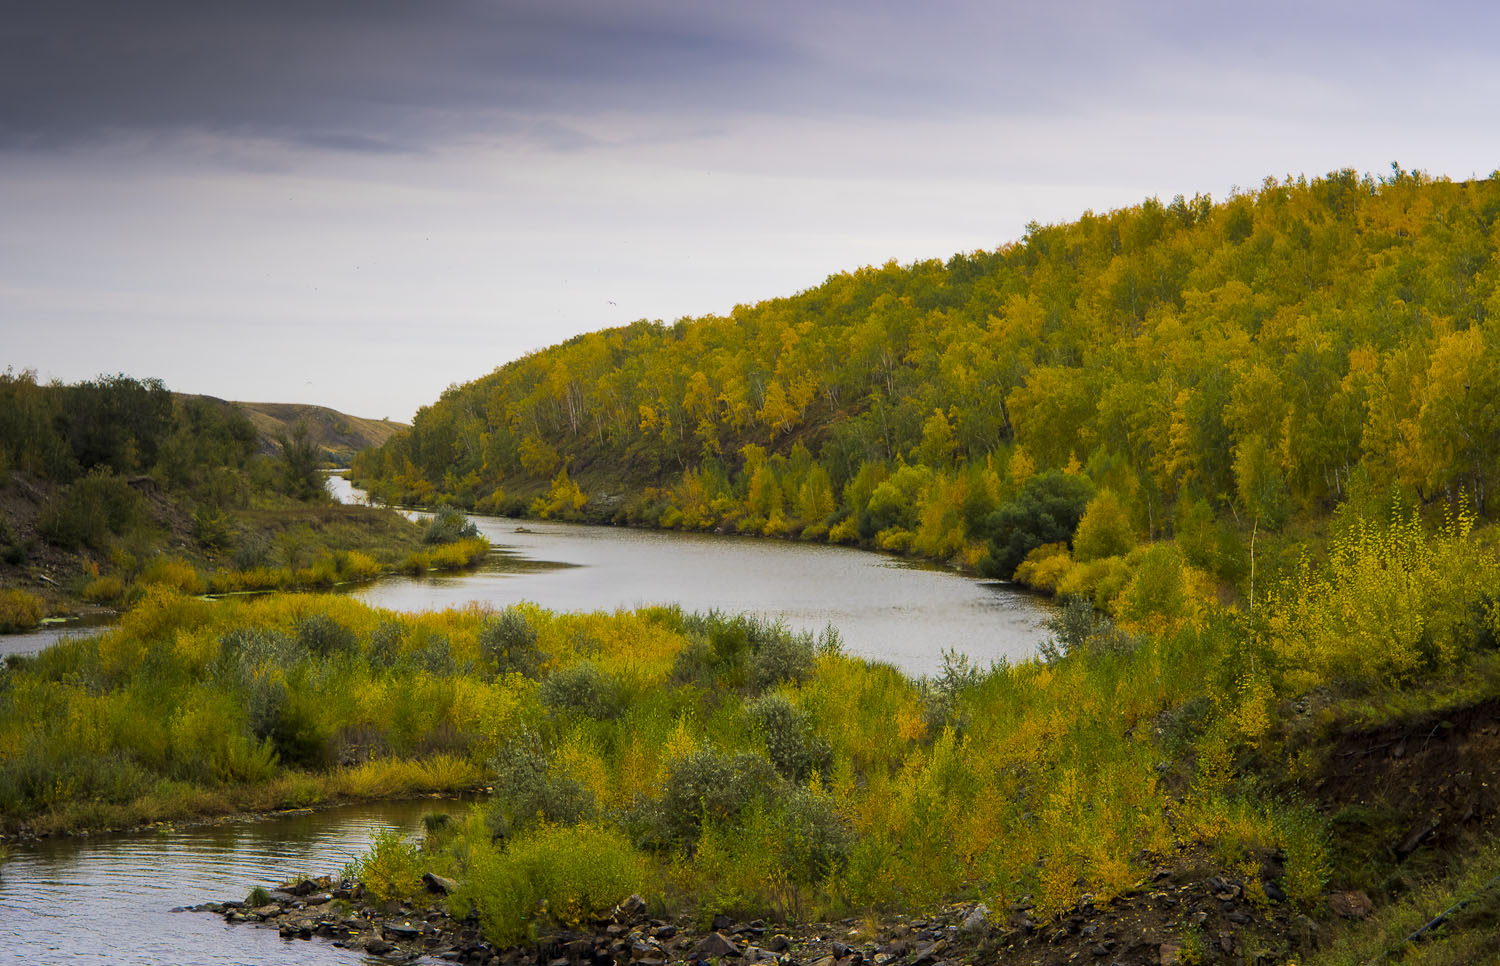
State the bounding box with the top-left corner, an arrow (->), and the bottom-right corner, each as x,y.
3,506 -> 1497,955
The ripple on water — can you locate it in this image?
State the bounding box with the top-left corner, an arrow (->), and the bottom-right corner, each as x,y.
2,800 -> 461,965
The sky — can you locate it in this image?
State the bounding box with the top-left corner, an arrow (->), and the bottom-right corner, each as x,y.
4,1 -> 1500,423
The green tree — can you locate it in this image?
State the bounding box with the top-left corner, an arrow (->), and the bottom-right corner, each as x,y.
278,421 -> 324,501
978,471 -> 1094,578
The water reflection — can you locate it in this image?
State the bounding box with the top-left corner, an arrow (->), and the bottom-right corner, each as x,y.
331,477 -> 1052,677
2,799 -> 460,965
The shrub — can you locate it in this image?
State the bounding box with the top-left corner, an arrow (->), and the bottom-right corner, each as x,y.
1073,489 -> 1135,562
0,588 -> 43,632
192,504 -> 234,550
368,621 -> 403,668
1037,596 -> 1139,664
462,823 -> 646,946
358,829 -> 426,905
486,730 -> 595,838
747,627 -> 816,692
139,557 -> 205,595
81,575 -> 126,604
744,693 -> 831,781
651,747 -> 778,848
232,531 -> 274,570
539,662 -> 625,720
423,506 -> 479,544
479,609 -> 544,678
295,614 -> 358,658
37,469 -> 145,550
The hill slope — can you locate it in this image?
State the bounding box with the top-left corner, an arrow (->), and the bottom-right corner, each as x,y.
354,167 -> 1500,583
198,398 -> 407,465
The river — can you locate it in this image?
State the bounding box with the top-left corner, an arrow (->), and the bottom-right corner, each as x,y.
2,478 -> 1052,963
331,476 -> 1052,678
1,799 -> 461,965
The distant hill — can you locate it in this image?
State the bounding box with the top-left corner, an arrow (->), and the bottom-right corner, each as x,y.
182,396 -> 408,465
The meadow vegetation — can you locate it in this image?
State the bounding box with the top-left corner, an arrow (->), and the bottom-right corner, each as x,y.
2,501 -> 1496,957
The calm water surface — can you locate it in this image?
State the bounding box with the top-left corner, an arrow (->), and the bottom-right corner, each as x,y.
1,799 -> 461,965
1,477 -> 1052,964
332,478 -> 1052,677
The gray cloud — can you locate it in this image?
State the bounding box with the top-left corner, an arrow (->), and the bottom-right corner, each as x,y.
9,0 -> 1498,155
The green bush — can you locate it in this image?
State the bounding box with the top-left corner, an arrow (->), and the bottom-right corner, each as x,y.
479,609 -> 544,678
747,627 -> 816,692
358,829 -> 426,905
978,471 -> 1094,578
650,747 -> 778,848
296,614 -> 358,658
37,469 -> 146,550
486,730 -> 595,838
744,693 -> 831,781
539,662 -> 624,720
423,506 -> 479,544
461,823 -> 646,946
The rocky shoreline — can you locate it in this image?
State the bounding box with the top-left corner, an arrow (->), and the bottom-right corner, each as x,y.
188,851 -> 1328,966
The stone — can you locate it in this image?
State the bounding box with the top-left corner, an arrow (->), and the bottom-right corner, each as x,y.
741,946 -> 779,965
285,878 -> 321,896
614,894 -> 647,924
961,903 -> 991,935
695,932 -> 743,959
385,921 -> 424,939
366,938 -> 395,955
1329,891 -> 1373,919
1158,943 -> 1181,965
764,935 -> 790,953
424,872 -> 461,895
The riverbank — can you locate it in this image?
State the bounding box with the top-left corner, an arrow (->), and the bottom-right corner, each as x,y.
204,846 -> 1312,966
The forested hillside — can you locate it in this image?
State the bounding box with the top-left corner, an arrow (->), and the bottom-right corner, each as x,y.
355,167 -> 1500,598
0,373 -> 482,629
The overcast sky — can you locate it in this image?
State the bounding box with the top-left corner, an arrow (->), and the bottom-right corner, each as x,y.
4,1 -> 1499,421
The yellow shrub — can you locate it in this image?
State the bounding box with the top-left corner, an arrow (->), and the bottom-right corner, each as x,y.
82,575 -> 125,604
140,557 -> 205,595
1013,542 -> 1072,593
0,588 -> 45,630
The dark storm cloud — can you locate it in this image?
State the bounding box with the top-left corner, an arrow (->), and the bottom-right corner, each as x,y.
4,0 -> 1498,153
0,0 -> 802,150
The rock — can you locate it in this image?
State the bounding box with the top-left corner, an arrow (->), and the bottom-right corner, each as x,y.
366,938 -> 395,955
424,872 -> 461,895
613,894 -> 647,924
385,921 -> 424,939
695,932 -> 743,959
304,893 -> 332,906
284,878 -> 321,896
1158,943 -> 1181,965
1329,890 -> 1373,919
764,935 -> 789,952
741,946 -> 779,965
959,904 -> 990,934
712,914 -> 735,931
